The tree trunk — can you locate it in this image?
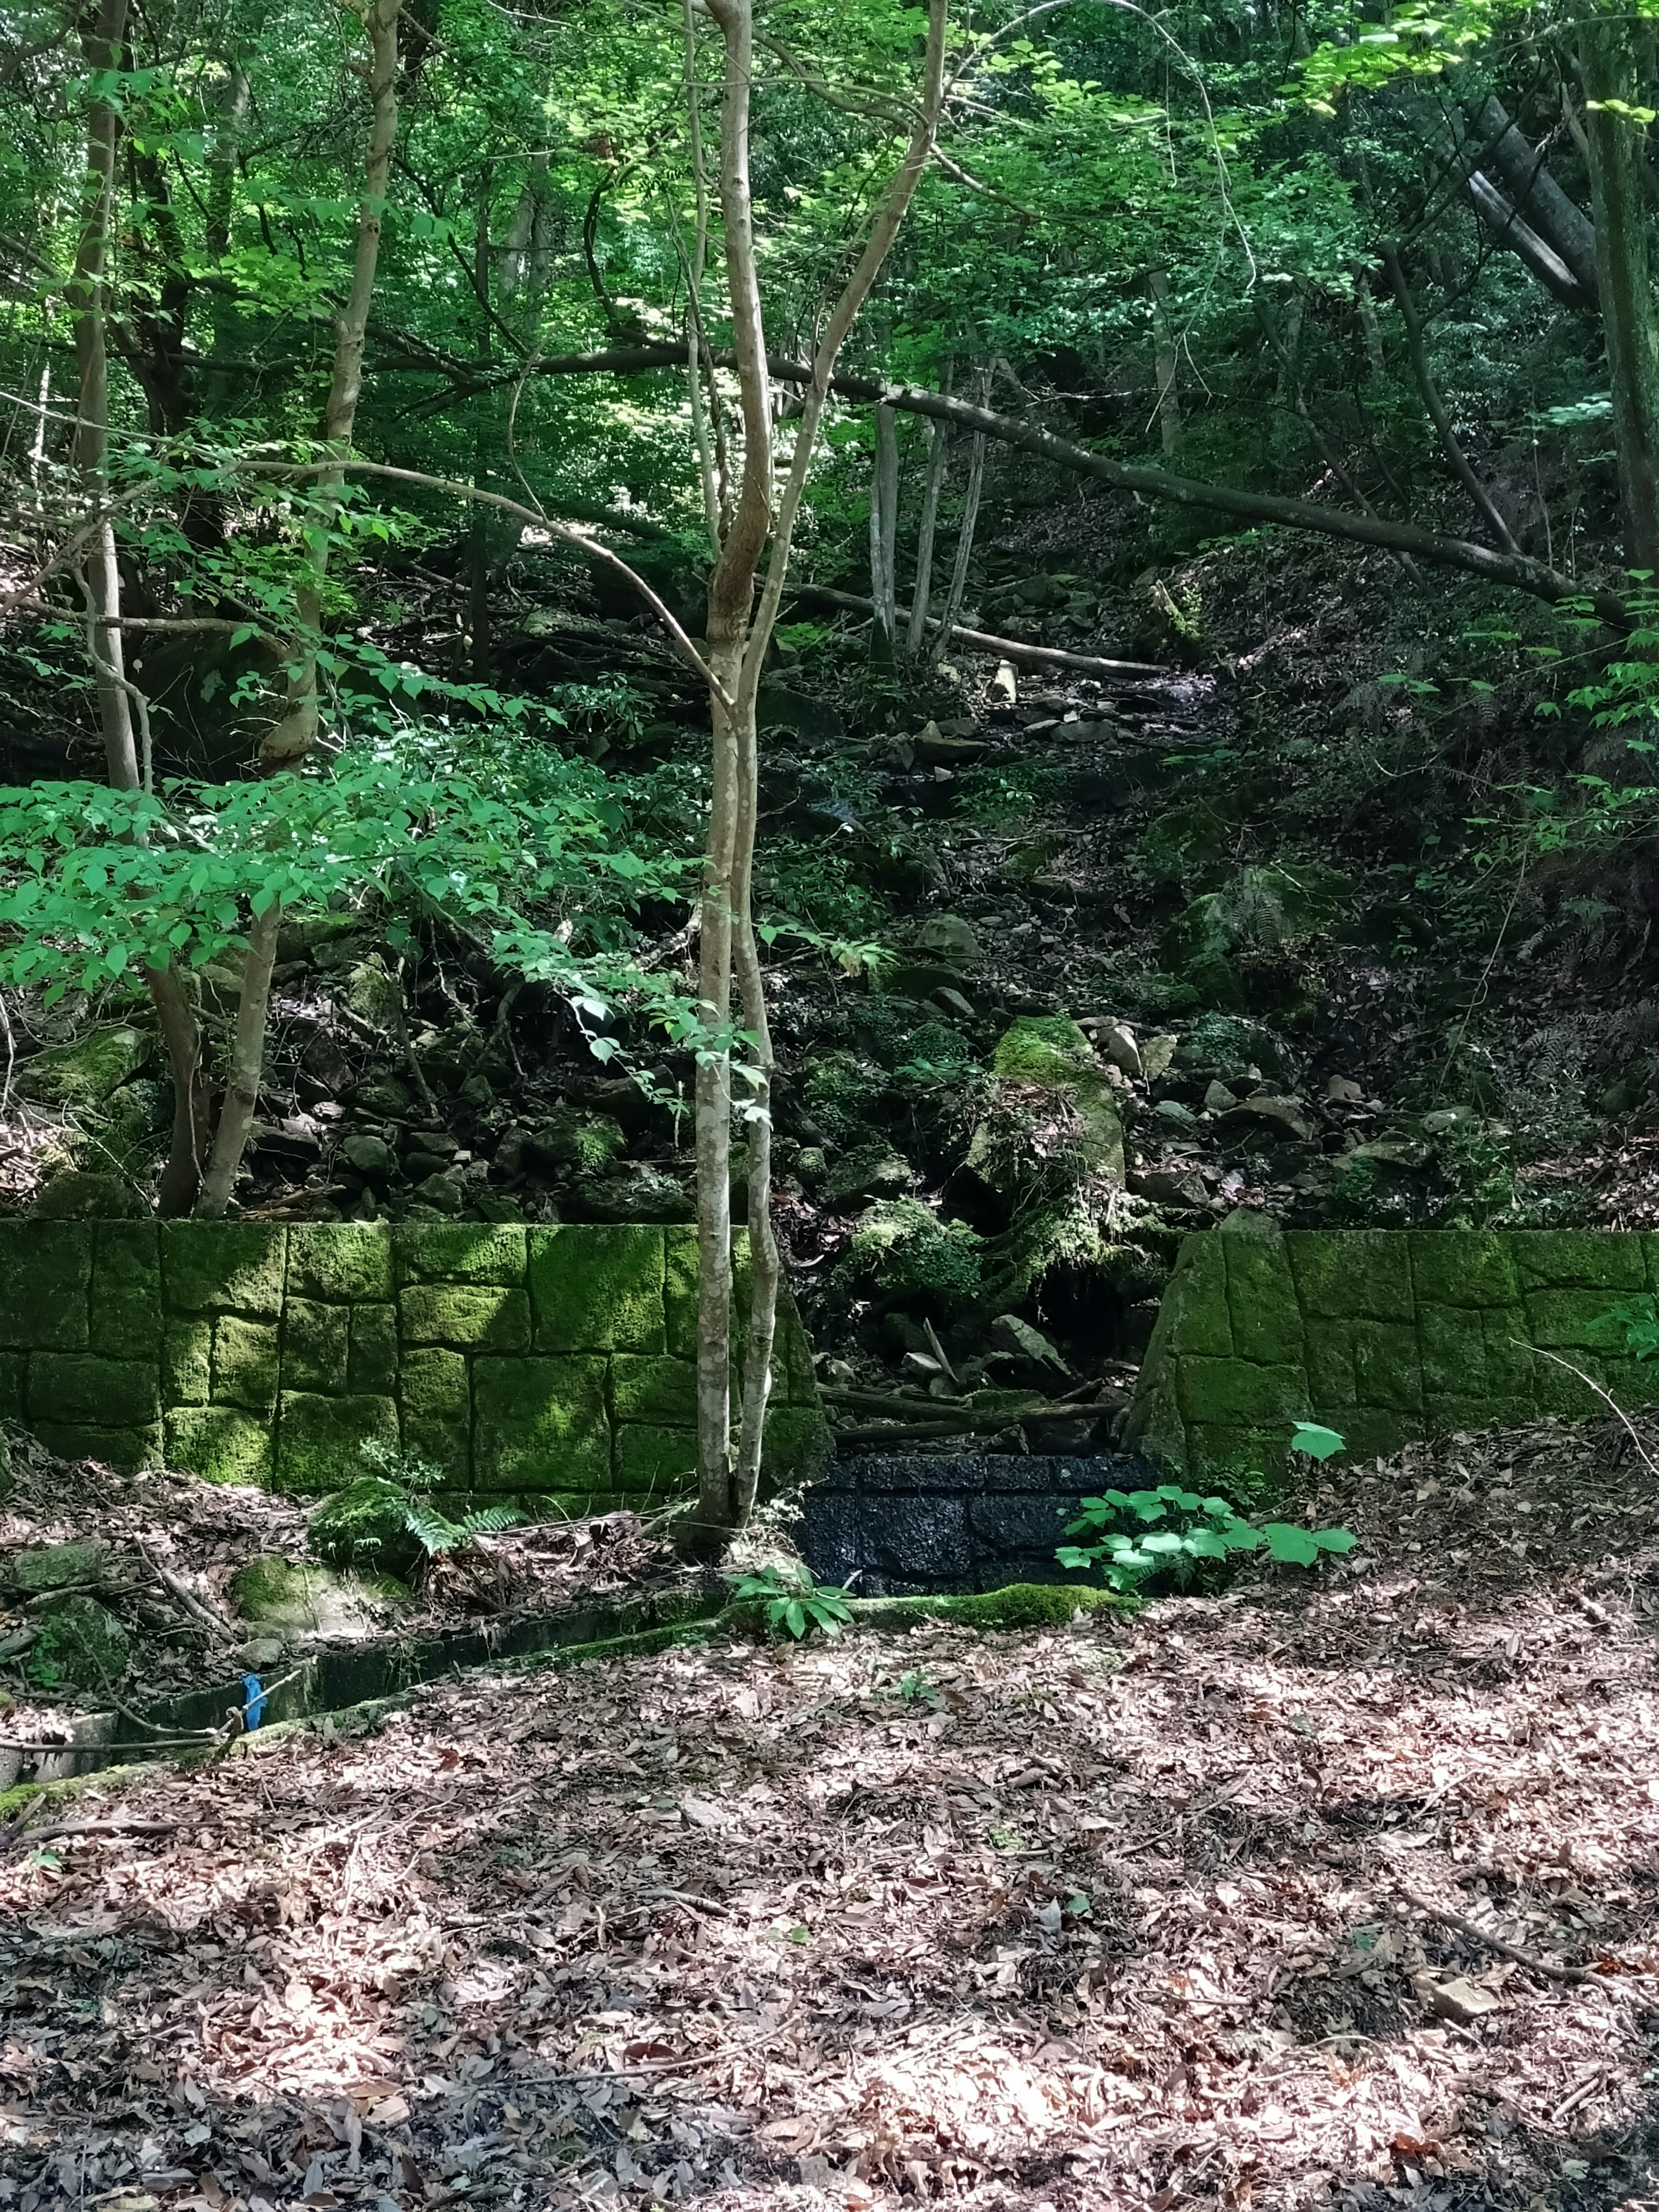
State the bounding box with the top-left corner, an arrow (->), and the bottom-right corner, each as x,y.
869,398 -> 899,656
686,0 -> 949,1556
905,407 -> 950,657
932,374 -> 987,664
1383,246 -> 1518,553
197,0 -> 401,1218
1150,269 -> 1182,454
1580,3 -> 1659,571
1472,94 -> 1599,302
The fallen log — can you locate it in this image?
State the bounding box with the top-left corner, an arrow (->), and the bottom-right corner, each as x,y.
790,583 -> 1167,680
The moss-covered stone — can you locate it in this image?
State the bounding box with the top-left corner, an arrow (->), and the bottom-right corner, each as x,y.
397,1223 -> 526,1287
88,1221 -> 162,1358
29,1352 -> 160,1428
0,1354 -> 22,1425
1287,1231 -> 1413,1322
1301,1317 -> 1355,1407
1522,1287 -> 1630,1351
399,1283 -> 530,1352
348,1302 -> 398,1394
1350,1320 -> 1423,1412
757,1402 -> 831,1484
212,1318 -> 281,1414
165,1405 -> 273,1486
275,1391 -> 399,1494
979,1017 -> 1124,1184
29,1595 -> 130,1689
399,1346 -> 470,1475
849,1582 -> 1131,1632
1224,1234 -> 1302,1365
162,1222 -> 287,1317
0,1223 -> 90,1351
308,1476 -> 418,1574
1174,1355 -> 1309,1429
473,1355 -> 609,1491
1417,1303 -> 1488,1399
9,1540 -> 105,1593
286,1222 -> 394,1304
612,1423 -> 698,1496
1409,1232 -> 1519,1309
529,1226 -> 666,1354
14,1025 -> 150,1108
1512,1231 -> 1646,1290
610,1354 -> 696,1426
162,1320 -> 214,1406
1165,1237 -> 1232,1358
282,1299 -> 350,1395
230,1553 -> 412,1634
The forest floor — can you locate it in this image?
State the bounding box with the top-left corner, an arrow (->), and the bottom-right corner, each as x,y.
1,1415 -> 1656,2212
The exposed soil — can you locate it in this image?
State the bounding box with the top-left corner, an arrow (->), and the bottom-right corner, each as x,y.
1,1416 -> 1656,2212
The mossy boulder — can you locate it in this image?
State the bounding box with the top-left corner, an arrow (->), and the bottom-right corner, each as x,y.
308,1475 -> 420,1576
8,1540 -> 106,1595
836,1197 -> 984,1306
231,1553 -> 413,1636
35,1172 -> 146,1221
970,1017 -> 1125,1188
524,1107 -> 627,1179
14,1026 -> 151,1109
29,1595 -> 131,1689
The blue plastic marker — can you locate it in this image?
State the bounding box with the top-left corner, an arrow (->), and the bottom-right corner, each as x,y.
242,1672 -> 267,1730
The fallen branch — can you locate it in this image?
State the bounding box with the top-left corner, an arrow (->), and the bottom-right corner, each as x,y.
1394,1881 -> 1648,1991
139,1546 -> 235,1637
1512,1342 -> 1659,1482
791,582 -> 1166,678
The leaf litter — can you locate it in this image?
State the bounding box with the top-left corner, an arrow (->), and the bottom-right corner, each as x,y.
2,1418 -> 1659,2212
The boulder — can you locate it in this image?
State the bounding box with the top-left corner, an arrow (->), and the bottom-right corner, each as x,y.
343,1132 -> 395,1180
308,1475 -> 419,1577
30,1595 -> 130,1688
9,1540 -> 106,1595
34,1172 -> 146,1220
915,913 -> 981,969
819,1144 -> 916,1211
14,1026 -> 150,1109
975,1017 -> 1125,1184
1215,1095 -> 1316,1144
231,1554 -> 414,1637
1140,1033 -> 1178,1081
568,1161 -> 694,1224
412,1170 -> 467,1214
1094,1022 -> 1143,1080
524,1107 -> 627,1178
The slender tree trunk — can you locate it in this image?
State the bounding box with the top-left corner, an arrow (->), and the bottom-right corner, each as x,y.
869,398 -> 899,657
1580,3 -> 1659,571
686,0 -> 950,1554
196,0 -> 401,1218
1150,268 -> 1182,454
468,168 -> 493,680
905,406 -> 950,658
1382,246 -> 1518,553
931,374 -> 987,665
1352,268 -> 1386,383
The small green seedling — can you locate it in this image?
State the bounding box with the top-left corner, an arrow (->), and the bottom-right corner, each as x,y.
732,1562 -> 855,1640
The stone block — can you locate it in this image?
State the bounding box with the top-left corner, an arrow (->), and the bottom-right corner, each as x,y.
472,1356 -> 610,1492
610,1353 -> 696,1426
861,1456 -> 986,1492
400,1347 -> 470,1477
0,1222 -> 90,1351
397,1222 -> 526,1286
0,1354 -> 22,1424
1166,1235 -> 1233,1357
770,1287 -> 819,1405
1185,1423 -> 1280,1482
530,1226 -> 666,1354
1530,1354 -> 1606,1418
162,1321 -> 213,1406
796,1490 -> 863,1587
1481,1309 -> 1538,1398
89,1222 -> 162,1357
286,1222 -> 394,1304
399,1283 -> 531,1353
1122,1367 -> 1188,1475
760,1402 -> 831,1484
1287,1231 -> 1413,1321
1408,1232 -> 1519,1309
282,1299 -> 350,1396
1521,1287 -> 1627,1351
162,1222 -> 286,1316
166,1405 -> 273,1486
968,1493 -> 1073,1557
1417,1303 -> 1487,1399
1224,1236 -> 1303,1365
32,1422 -> 160,1472
213,1317 -> 281,1414
1302,1318 -> 1356,1407
1336,1408 -> 1411,1461
1350,1321 -> 1422,1412
863,1494 -> 971,1581
30,1352 -> 160,1429
1175,1356 -> 1309,1430
612,1423 -> 697,1497
276,1391 -> 399,1494
663,1227 -> 699,1360
1424,1395 -> 1522,1438
1511,1232 -> 1645,1290
349,1302 -> 398,1394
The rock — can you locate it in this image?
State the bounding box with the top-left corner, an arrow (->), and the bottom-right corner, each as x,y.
308,1475 -> 419,1577
1215,1094 -> 1316,1144
819,1144 -> 916,1211
1173,1014 -> 1292,1085
1099,1061 -> 1130,1092
978,1017 -> 1125,1182
345,1075 -> 414,1116
992,660 -> 1019,706
249,1116 -> 324,1166
568,1161 -> 694,1224
915,913 -> 981,969
231,1554 -> 414,1638
991,1314 -> 1069,1374
1414,1974 -> 1502,2025
413,1170 -> 466,1214
236,1637 -> 286,1671
30,1595 -> 130,1689
1140,1032 -> 1177,1081
1218,1205 -> 1281,1238
1421,1106 -> 1479,1136
794,1147 -> 827,1189
1599,1068 -> 1649,1117
403,1150 -> 452,1182
9,1540 -> 106,1595
524,1107 -> 627,1178
473,1194 -> 525,1222
928,986 -> 978,1023
14,1025 -> 151,1109
346,959 -> 404,1028
1130,1167 -> 1208,1207
1325,1074 -> 1365,1103
914,724 -> 988,767
342,1132 -> 395,1180
1095,1022 -> 1143,1080
34,1172 -> 146,1220
1202,1080 -> 1236,1113
1348,1134 -> 1431,1170
1155,1098 -> 1199,1130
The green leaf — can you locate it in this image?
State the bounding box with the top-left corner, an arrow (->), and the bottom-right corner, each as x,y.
1289,1421 -> 1346,1461
1263,1524 -> 1320,1565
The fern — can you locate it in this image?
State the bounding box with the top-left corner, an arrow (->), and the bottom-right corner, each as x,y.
400,1499 -> 526,1559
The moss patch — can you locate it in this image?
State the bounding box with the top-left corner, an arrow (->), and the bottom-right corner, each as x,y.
530,1226 -> 667,1354
0,1223 -> 90,1351
275,1392 -> 399,1494
397,1224 -> 527,1287
165,1405 -> 273,1487
285,1222 -> 394,1304
162,1223 -> 287,1318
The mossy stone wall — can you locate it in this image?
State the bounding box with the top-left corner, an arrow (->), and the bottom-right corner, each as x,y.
1126,1228 -> 1659,1483
0,1221 -> 826,1508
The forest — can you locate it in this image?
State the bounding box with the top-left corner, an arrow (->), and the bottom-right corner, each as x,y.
2,0 -> 1659,2206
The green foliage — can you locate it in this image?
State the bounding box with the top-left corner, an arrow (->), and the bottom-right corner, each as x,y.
1058,1483 -> 1354,1591
353,1440 -> 526,1567
1599,1298 -> 1659,1364
836,1196 -> 986,1306
1289,1421 -> 1346,1462
731,1562 -> 853,1640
